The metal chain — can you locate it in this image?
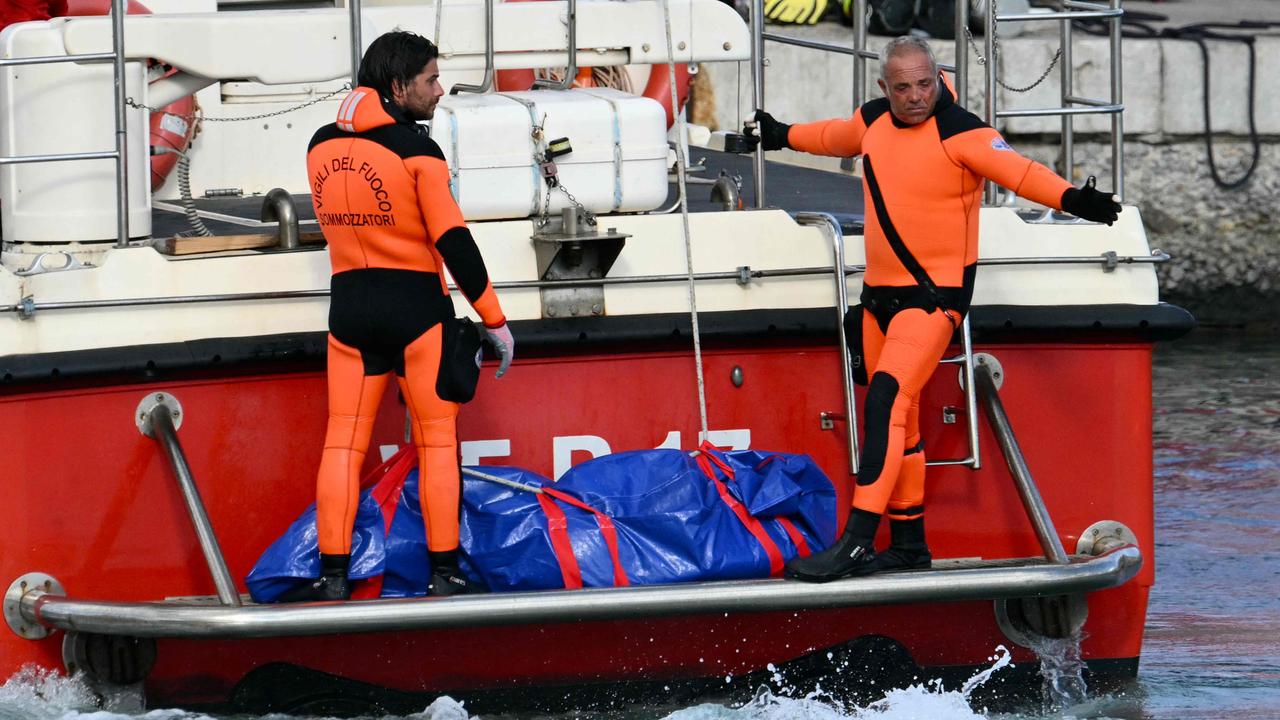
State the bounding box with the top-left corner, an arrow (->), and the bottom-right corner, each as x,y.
964,27 -> 1062,93
556,184 -> 595,224
531,113 -> 595,227
125,83 -> 351,122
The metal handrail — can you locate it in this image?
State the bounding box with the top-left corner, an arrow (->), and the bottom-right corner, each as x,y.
141,402 -> 242,606
0,52 -> 116,67
348,0 -> 362,87
749,0 -> 766,207
0,150 -> 121,166
762,33 -> 959,74
18,547 -> 1140,639
796,212 -> 859,475
974,360 -> 1070,565
0,250 -> 1170,315
451,0 -> 495,94
532,0 -> 577,90
0,2 -> 129,248
932,316 -> 982,470
998,104 -> 1122,119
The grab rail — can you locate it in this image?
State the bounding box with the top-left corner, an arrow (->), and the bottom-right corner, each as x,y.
973,360 -> 1070,564
348,0 -> 362,87
0,250 -> 1171,316
933,316 -> 982,470
796,212 -> 859,475
532,0 -> 578,90
138,396 -> 242,606
17,548 -> 1140,639
451,0 -> 496,94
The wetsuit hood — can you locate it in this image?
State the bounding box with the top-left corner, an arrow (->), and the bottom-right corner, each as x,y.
335,86 -> 416,133
889,76 -> 957,129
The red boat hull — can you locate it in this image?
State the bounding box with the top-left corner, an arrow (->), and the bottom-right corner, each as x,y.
0,339 -> 1154,708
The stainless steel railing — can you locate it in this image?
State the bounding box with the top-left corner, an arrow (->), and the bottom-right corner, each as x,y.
0,0 -> 130,248
138,396 -> 241,606
0,250 -> 1170,316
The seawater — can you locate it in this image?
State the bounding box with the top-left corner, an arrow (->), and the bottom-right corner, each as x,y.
2,330 -> 1276,720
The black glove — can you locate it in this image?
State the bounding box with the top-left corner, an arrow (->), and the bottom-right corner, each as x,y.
1060,176 -> 1121,226
743,109 -> 792,152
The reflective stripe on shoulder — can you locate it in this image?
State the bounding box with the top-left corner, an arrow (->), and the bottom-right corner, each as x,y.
336,89 -> 368,133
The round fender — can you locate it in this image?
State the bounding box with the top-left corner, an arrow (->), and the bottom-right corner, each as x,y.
640,63 -> 690,129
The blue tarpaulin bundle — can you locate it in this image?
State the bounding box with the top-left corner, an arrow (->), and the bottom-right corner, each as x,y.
247,445 -> 837,602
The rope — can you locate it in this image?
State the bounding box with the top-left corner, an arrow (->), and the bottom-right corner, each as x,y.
659,0 -> 709,441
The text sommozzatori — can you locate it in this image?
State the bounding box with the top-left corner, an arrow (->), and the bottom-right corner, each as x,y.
311,155 -> 396,226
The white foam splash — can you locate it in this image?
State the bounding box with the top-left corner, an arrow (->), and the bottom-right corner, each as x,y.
407,695 -> 471,720
661,648 -> 1015,720
0,665 -> 100,720
0,666 -> 197,720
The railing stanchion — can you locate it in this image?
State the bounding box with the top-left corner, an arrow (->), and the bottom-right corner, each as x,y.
140,397 -> 241,606
110,0 -> 129,248
796,212 -> 859,475
974,362 -> 1069,565
749,0 -> 766,207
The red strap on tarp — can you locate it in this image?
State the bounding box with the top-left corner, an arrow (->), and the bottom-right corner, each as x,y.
353,445 -> 419,600
542,487 -> 630,588
537,493 -> 584,589
777,517 -> 811,557
368,445 -> 418,532
695,443 -> 785,576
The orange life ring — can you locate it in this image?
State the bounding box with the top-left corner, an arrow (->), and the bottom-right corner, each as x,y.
61,0 -> 197,191
495,63 -> 690,129
492,0 -> 689,128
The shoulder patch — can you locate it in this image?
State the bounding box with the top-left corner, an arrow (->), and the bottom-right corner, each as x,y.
935,104 -> 989,141
363,124 -> 443,161
859,98 -> 892,128
990,137 -> 1013,151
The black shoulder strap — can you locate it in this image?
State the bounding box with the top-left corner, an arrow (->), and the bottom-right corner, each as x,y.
861,155 -> 941,307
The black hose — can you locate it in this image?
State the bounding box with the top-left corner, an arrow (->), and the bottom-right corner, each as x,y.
1074,13 -> 1280,190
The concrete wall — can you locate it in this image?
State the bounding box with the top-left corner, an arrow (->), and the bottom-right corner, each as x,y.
694,30 -> 1280,327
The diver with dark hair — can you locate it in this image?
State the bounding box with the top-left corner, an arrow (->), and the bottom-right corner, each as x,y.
746,36 -> 1121,581
288,30 -> 514,600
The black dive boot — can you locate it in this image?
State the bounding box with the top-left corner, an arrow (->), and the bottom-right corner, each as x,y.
871,517 -> 932,572
785,509 -> 882,582
428,550 -> 485,597
279,553 -> 351,601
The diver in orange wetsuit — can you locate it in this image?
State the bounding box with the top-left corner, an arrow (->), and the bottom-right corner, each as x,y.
287,31 -> 514,600
746,36 -> 1121,581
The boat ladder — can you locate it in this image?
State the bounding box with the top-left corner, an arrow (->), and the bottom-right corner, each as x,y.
0,0 -> 133,251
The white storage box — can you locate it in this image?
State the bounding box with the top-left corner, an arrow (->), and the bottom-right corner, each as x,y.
431,88 -> 669,221
1,22 -> 152,244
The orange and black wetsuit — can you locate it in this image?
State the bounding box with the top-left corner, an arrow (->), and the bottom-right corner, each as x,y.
307,87 -> 505,558
788,84 -> 1071,525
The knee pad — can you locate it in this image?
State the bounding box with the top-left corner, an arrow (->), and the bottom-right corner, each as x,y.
858,371 -> 900,486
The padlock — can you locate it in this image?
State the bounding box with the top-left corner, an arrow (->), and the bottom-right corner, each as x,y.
540,160 -> 559,187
